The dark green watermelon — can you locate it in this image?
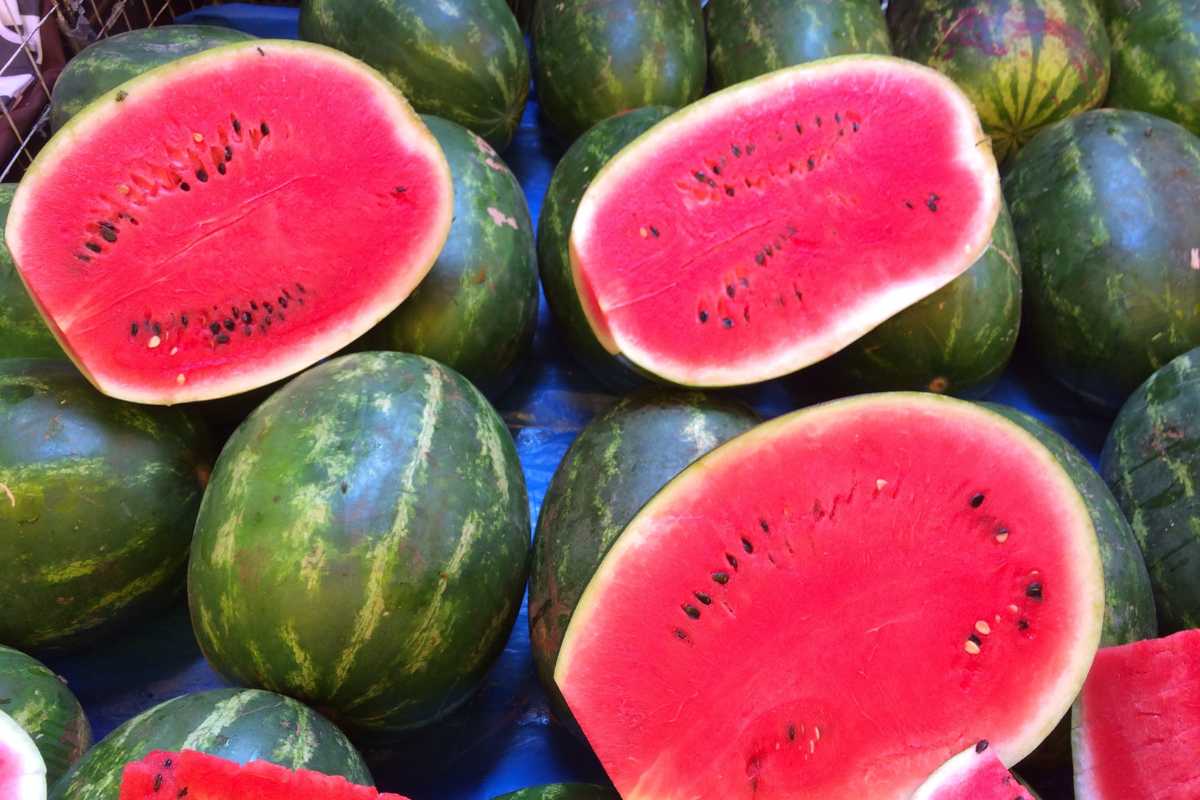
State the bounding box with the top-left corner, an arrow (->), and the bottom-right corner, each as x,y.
493,785 -> 618,800
0,645 -> 90,785
1003,109 -> 1200,410
538,107 -> 673,390
1101,347 -> 1200,632
814,201 -> 1020,397
1105,0 -> 1200,136
299,0 -> 529,151
50,25 -> 255,131
529,388 -> 758,730
50,688 -> 372,800
705,0 -> 891,90
188,353 -> 530,736
888,0 -> 1110,164
0,358 -> 209,652
0,185 -> 63,360
532,0 -> 705,142
369,116 -> 537,397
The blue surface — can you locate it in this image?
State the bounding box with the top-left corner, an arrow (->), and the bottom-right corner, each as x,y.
42,5 -> 1111,798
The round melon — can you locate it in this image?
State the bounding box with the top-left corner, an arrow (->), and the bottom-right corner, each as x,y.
1003,109 -> 1200,410
299,0 -> 529,152
1105,0 -> 1200,136
532,0 -> 705,142
0,708 -> 45,800
188,353 -> 530,736
493,785 -> 618,800
0,646 -> 90,785
49,689 -> 371,800
0,358 -> 209,652
0,186 -> 61,360
370,116 -> 538,397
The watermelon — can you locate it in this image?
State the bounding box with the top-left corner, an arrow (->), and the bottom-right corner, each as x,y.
1003,109 -> 1200,410
299,0 -> 529,152
554,393 -> 1104,799
538,107 -> 674,390
1100,347 -> 1200,632
0,358 -> 209,652
6,40 -> 453,405
532,0 -> 706,142
493,785 -> 618,800
888,0 -> 1111,164
119,750 -> 407,800
529,389 -> 759,730
568,56 -> 1001,388
812,201 -> 1020,397
0,186 -> 61,360
0,708 -> 46,800
188,353 -> 530,736
911,742 -> 1033,800
1072,629 -> 1200,799
1105,0 -> 1200,136
0,646 -> 90,785
705,0 -> 892,91
49,25 -> 255,131
369,115 -> 538,397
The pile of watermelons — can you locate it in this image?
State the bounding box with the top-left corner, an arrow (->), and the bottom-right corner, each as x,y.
0,0 -> 1196,798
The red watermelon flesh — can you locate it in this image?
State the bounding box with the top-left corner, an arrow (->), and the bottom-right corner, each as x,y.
568,56 -> 1001,387
555,394 -> 1104,800
6,40 -> 452,405
0,708 -> 46,800
119,750 -> 410,799
911,741 -> 1033,800
1073,629 -> 1200,799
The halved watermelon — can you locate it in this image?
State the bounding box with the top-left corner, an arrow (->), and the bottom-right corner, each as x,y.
568,56 -> 1001,386
0,708 -> 46,800
555,394 -> 1104,799
6,40 -> 452,405
1073,629 -> 1200,799
911,742 -> 1034,800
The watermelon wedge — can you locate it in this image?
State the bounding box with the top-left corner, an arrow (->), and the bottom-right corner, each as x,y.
554,394 -> 1104,799
6,40 -> 452,405
1073,629 -> 1200,799
119,750 -> 408,800
568,56 -> 1001,386
0,708 -> 46,800
911,741 -> 1034,800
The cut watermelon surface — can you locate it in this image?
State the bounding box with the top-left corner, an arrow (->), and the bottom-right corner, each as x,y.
911,741 -> 1034,800
555,394 -> 1104,800
1073,629 -> 1200,799
119,750 -> 409,799
6,40 -> 452,405
568,56 -> 1001,386
0,708 -> 46,800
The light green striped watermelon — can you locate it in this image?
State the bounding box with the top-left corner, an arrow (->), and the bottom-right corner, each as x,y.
0,646 -> 89,785
50,689 -> 372,800
1105,0 -> 1200,136
493,785 -> 618,800
0,186 -> 62,360
188,353 -> 530,736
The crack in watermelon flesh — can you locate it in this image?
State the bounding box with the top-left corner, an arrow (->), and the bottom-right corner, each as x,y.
568,56 -> 1000,386
0,709 -> 46,800
6,40 -> 452,405
555,394 -> 1104,800
911,741 -> 1034,799
1073,629 -> 1200,799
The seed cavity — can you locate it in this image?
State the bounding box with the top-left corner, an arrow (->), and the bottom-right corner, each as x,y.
964,638 -> 981,655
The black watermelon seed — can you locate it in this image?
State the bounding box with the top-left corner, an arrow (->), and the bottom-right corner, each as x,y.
815,115 -> 822,127
154,774 -> 162,791
1018,619 -> 1030,630
834,112 -> 842,124
732,144 -> 741,157
223,318 -> 236,331
904,200 -> 915,209
130,322 -> 139,336
86,242 -> 102,253
787,724 -> 797,741
682,604 -> 701,620
726,553 -> 739,569
712,571 -> 729,585
725,186 -> 735,197
968,634 -> 982,646
231,306 -> 240,317
760,519 -> 770,533
209,322 -> 221,335
224,146 -> 234,161
98,223 -> 117,242
217,163 -> 227,176
180,315 -> 189,327
180,182 -> 191,192
926,194 -> 939,212
741,537 -> 754,554
970,493 -> 985,508
726,284 -> 736,298
278,296 -> 288,308
807,157 -> 815,171
698,310 -> 709,323
852,122 -> 860,133
695,171 -> 707,183
795,123 -> 803,135
755,252 -> 766,265
250,301 -> 258,310
196,169 -> 208,183
242,312 -> 252,324
976,740 -> 989,753
674,628 -> 689,641
1026,582 -> 1043,600
264,302 -> 274,312
216,333 -> 230,345
261,122 -> 270,136
694,592 -> 712,605
650,226 -> 660,238
722,318 -> 733,329
152,322 -> 161,336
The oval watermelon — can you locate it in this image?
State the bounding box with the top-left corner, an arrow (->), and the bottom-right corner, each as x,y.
532,0 -> 706,142
0,358 -> 209,652
0,186 -> 61,361
493,785 -> 618,800
1003,109 -> 1200,410
370,116 -> 538,397
50,689 -> 372,800
1105,0 -> 1200,136
188,353 -> 530,736
0,646 -> 90,785
705,0 -> 891,91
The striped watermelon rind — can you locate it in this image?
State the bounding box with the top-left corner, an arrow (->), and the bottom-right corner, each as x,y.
0,646 -> 90,786
492,785 -> 619,800
1105,0 -> 1200,136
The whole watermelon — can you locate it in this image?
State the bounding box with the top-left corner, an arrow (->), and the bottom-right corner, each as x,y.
50,688 -> 372,800
538,107 -> 674,390
188,353 -> 530,736
0,358 -> 209,652
532,0 -> 705,142
888,0 -> 1110,164
493,785 -> 619,800
814,201 -> 1020,397
1101,347 -> 1200,633
50,25 -> 255,131
299,0 -> 529,151
370,116 -> 538,397
0,185 -> 62,359
529,388 -> 758,730
1003,109 -> 1200,409
0,645 -> 90,785
1105,0 -> 1200,136
705,0 -> 891,90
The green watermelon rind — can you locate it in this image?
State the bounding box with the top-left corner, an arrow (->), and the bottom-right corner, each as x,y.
1104,0 -> 1200,137
491,784 -> 619,800
0,645 -> 91,785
